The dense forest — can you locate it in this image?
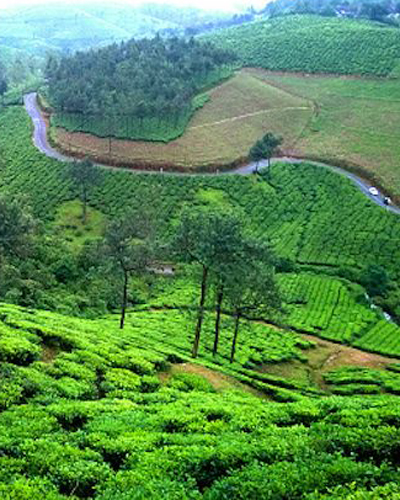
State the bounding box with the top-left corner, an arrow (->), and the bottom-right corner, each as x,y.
45,36 -> 235,141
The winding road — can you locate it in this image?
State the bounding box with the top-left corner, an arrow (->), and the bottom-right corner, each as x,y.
24,92 -> 400,215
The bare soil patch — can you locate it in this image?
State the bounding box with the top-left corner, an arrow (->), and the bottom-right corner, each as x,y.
161,362 -> 268,398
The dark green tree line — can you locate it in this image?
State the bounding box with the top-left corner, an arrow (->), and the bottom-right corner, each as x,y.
46,36 -> 235,130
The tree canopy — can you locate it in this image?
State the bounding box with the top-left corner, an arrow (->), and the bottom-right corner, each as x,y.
46,36 -> 235,128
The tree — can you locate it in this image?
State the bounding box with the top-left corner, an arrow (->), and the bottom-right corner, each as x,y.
361,264 -> 390,298
0,195 -> 35,261
225,241 -> 281,363
249,132 -> 283,173
0,61 -> 7,103
67,160 -> 103,224
105,211 -> 153,329
173,207 -> 244,358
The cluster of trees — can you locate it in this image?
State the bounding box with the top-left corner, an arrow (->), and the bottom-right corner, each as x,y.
99,203 -> 281,361
264,0 -> 400,23
46,36 -> 235,127
249,132 -> 283,172
173,207 -> 281,361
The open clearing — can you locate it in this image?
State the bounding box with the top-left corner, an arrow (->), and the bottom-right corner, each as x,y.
252,70 -> 400,201
51,69 -> 313,171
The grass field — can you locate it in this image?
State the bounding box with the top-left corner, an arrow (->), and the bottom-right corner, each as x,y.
50,69 -> 313,170
253,71 -> 400,201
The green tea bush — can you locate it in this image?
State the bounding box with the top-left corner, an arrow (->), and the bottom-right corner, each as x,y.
100,368 -> 142,396
167,373 -> 216,393
0,477 -> 69,500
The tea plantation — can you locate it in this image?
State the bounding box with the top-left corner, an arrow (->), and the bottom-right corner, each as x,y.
207,15 -> 400,76
2,303 -> 400,499
2,102 -> 400,498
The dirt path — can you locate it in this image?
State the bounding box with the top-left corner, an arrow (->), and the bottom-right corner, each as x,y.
302,333 -> 400,371
262,332 -> 400,390
189,106 -> 311,130
161,362 -> 268,399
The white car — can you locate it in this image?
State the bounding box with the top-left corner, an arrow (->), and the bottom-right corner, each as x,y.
369,187 -> 379,196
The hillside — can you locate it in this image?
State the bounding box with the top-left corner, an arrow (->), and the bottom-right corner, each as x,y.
50,67 -> 400,201
45,36 -> 235,142
0,3 -> 230,55
2,104 -> 400,320
207,15 -> 400,76
2,6 -> 400,500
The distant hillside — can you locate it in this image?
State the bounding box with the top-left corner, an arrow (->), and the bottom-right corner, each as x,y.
0,2 -> 230,55
263,0 -> 400,24
207,15 -> 400,77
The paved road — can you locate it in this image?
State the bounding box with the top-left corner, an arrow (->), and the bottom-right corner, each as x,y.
24,93 -> 70,162
24,92 -> 400,215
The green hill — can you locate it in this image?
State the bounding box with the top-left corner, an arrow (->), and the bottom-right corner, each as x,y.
1,105 -> 400,319
207,14 -> 400,76
0,2 -> 230,55
0,3 -> 173,54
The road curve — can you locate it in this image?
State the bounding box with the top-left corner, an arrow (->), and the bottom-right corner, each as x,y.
24,92 -> 400,215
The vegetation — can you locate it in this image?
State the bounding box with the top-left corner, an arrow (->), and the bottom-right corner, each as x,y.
0,3 -> 233,55
264,0 -> 400,24
246,70 -> 400,201
104,211 -> 154,329
53,67 -> 400,203
51,69 -> 313,169
66,160 -> 104,224
2,105 -> 400,322
2,6 -> 400,499
249,131 -> 283,171
46,36 -> 235,141
208,15 -> 400,76
324,365 -> 400,396
0,302 -> 400,498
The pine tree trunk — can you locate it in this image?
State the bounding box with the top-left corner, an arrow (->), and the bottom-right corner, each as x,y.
213,286 -> 224,357
120,270 -> 129,330
192,265 -> 208,358
230,310 -> 241,363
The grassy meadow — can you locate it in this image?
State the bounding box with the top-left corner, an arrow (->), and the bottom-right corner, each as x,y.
252,71 -> 400,201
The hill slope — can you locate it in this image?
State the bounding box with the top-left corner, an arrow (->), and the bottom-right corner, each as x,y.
2,104 -> 400,319
207,15 -> 400,76
0,2 -> 229,55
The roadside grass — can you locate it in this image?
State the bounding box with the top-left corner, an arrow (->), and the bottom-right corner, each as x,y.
51,69 -> 312,170
52,200 -> 106,252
